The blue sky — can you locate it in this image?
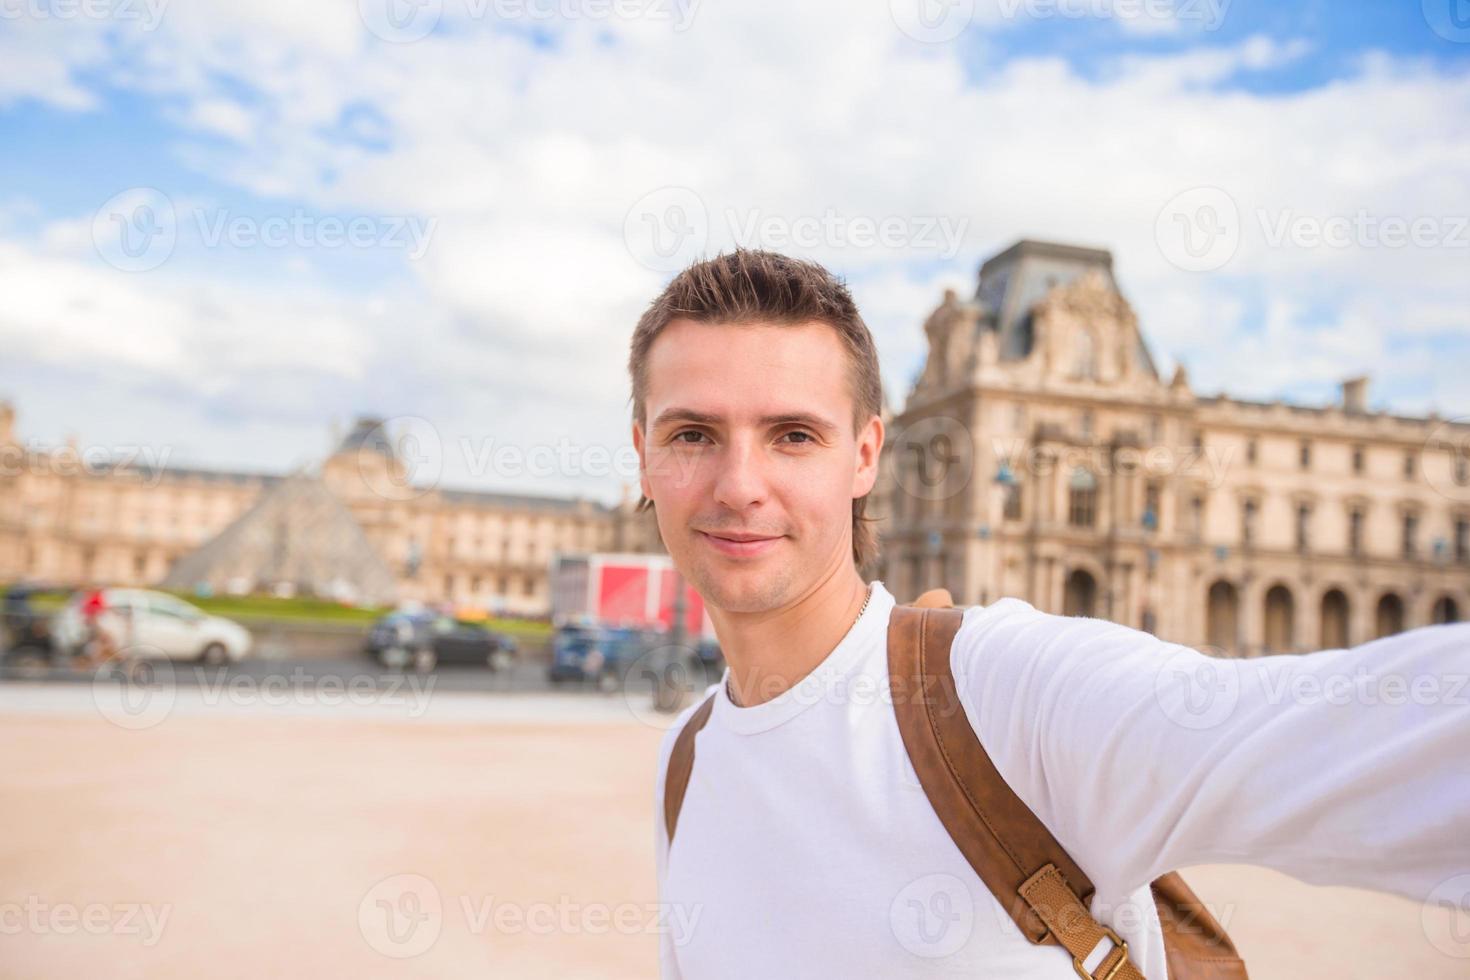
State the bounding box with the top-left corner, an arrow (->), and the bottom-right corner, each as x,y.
1,0 -> 1467,501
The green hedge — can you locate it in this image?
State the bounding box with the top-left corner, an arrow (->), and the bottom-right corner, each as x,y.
3,585 -> 552,639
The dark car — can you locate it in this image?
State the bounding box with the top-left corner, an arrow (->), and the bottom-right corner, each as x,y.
364,611 -> 517,672
547,624 -> 723,693
2,585 -> 58,669
547,624 -> 651,692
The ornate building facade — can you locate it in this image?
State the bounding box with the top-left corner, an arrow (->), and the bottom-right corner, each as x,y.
0,407 -> 659,616
874,240 -> 1469,655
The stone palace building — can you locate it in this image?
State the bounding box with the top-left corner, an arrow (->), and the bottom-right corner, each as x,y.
872,240 -> 1469,655
2,238 -> 1466,649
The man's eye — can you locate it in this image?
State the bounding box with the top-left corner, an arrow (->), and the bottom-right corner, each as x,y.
782,430 -> 816,445
673,431 -> 708,445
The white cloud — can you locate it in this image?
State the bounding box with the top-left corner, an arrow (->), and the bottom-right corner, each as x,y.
2,4 -> 1468,496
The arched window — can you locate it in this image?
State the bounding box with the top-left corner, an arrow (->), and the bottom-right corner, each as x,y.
1375,593 -> 1406,638
1263,584 -> 1295,653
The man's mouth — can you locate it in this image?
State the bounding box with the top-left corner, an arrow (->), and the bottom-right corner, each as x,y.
697,530 -> 783,558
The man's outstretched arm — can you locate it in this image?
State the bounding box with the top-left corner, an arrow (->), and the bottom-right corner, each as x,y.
953,599 -> 1470,904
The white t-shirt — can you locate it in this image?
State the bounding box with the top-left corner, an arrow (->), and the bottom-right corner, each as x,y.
654,580 -> 1470,978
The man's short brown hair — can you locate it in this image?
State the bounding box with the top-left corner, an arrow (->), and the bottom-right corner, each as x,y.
628,249 -> 883,572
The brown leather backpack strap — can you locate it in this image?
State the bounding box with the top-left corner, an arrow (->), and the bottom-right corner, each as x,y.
663,692 -> 717,846
889,604 -> 1144,980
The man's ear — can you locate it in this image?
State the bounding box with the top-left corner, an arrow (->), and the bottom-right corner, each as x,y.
632,420 -> 652,502
851,414 -> 884,498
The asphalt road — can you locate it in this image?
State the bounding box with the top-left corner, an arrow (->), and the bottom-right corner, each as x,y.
0,649 -> 724,699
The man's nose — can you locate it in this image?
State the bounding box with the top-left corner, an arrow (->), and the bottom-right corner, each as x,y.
711,437 -> 770,512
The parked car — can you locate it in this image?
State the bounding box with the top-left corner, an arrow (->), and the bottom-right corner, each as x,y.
547,622 -> 725,693
2,585 -> 58,668
546,624 -> 652,692
364,612 -> 518,672
50,588 -> 253,664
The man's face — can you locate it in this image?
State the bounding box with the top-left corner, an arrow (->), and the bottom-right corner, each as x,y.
633,318 -> 883,614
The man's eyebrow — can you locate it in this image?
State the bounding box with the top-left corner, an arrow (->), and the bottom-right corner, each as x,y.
650,408 -> 841,434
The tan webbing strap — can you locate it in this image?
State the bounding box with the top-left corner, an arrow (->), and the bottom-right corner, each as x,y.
889,604 -> 1145,980
1021,865 -> 1141,980
663,693 -> 716,846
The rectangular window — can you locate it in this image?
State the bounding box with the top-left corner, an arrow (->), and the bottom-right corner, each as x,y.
1068,486 -> 1097,528
1404,452 -> 1416,480
1351,445 -> 1364,475
1457,519 -> 1469,564
1349,508 -> 1364,557
1296,504 -> 1311,553
1242,500 -> 1257,548
1003,483 -> 1022,521
1403,512 -> 1418,559
1300,440 -> 1311,470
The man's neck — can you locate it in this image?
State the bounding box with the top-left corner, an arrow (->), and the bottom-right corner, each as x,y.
709,564 -> 871,708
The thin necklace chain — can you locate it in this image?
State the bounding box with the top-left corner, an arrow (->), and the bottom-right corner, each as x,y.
853,581 -> 873,628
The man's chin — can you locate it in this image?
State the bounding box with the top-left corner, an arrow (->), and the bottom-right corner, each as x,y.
683,558 -> 793,614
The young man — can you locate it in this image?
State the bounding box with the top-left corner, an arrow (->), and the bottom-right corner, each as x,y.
629,250 -> 1469,978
